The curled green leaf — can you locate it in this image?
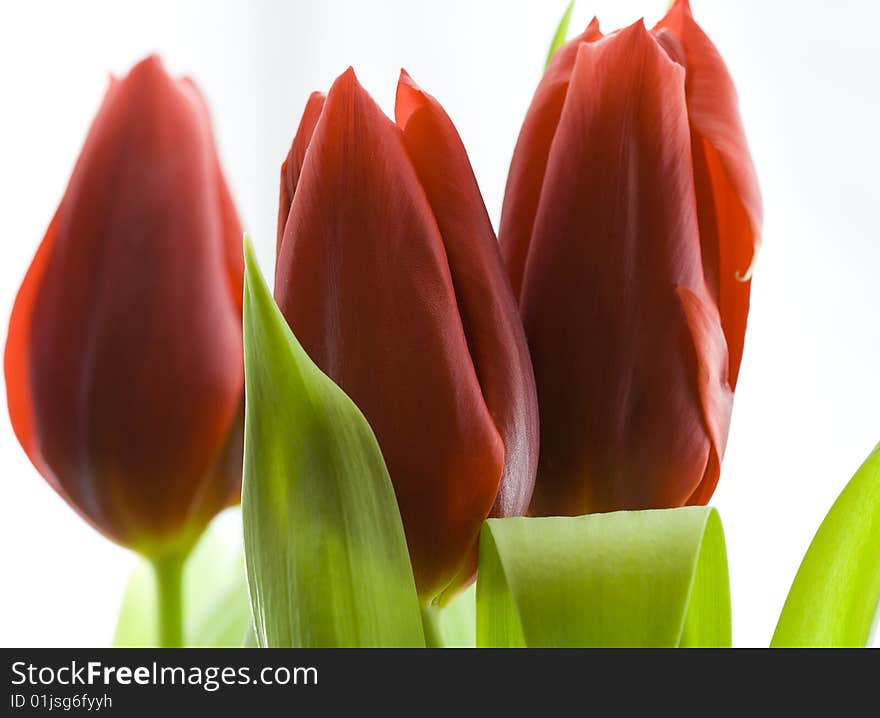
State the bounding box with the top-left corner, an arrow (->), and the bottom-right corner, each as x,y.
772,443 -> 880,647
241,236 -> 424,648
476,507 -> 730,647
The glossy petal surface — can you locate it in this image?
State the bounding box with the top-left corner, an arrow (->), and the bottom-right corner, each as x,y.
519,25 -> 725,515
499,18 -> 602,299
500,3 -> 759,514
277,92 -> 325,256
655,0 -> 762,387
395,71 -> 538,597
275,69 -> 536,599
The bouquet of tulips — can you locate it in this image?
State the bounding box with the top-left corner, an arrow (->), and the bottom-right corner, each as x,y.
6,1 -> 878,648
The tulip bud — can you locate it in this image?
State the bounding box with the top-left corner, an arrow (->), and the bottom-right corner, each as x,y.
275,68 -> 539,602
499,1 -> 761,516
5,56 -> 245,557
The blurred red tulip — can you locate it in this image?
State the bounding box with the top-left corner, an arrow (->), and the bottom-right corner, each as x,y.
276,68 -> 538,601
499,1 -> 761,516
5,56 -> 245,557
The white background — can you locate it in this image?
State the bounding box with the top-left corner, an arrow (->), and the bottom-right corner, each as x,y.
0,0 -> 878,647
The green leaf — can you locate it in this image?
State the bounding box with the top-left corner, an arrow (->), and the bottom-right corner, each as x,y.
420,583 -> 477,648
771,442 -> 880,647
438,583 -> 476,648
545,1 -> 575,68
113,508 -> 251,648
241,622 -> 258,648
476,507 -> 730,647
241,236 -> 424,648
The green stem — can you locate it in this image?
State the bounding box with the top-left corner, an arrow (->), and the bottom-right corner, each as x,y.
420,604 -> 446,648
152,550 -> 186,648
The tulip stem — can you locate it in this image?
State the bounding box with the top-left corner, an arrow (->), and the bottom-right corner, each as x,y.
420,604 -> 446,648
152,550 -> 186,648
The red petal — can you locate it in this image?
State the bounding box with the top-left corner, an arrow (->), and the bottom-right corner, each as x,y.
520,23 -> 723,515
5,210 -> 63,487
277,92 -> 325,257
498,18 -> 602,299
655,0 -> 762,388
275,68 -> 503,600
183,77 -> 245,315
676,285 -> 733,505
395,71 -> 538,599
8,56 -> 244,551
395,70 -> 538,520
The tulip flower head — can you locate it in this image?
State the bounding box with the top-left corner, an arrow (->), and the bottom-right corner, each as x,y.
275,68 -> 539,602
5,56 -> 245,558
499,1 -> 762,516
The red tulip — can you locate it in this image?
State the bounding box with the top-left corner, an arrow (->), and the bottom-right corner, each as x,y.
5,56 -> 245,557
276,68 -> 538,601
499,1 -> 762,516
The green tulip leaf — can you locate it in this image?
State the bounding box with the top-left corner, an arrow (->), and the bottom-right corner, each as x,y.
476,507 -> 730,647
438,583 -> 477,648
545,1 -> 575,68
113,508 -> 251,648
771,442 -> 880,647
241,236 -> 424,648
241,623 -> 258,648
420,583 -> 476,648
